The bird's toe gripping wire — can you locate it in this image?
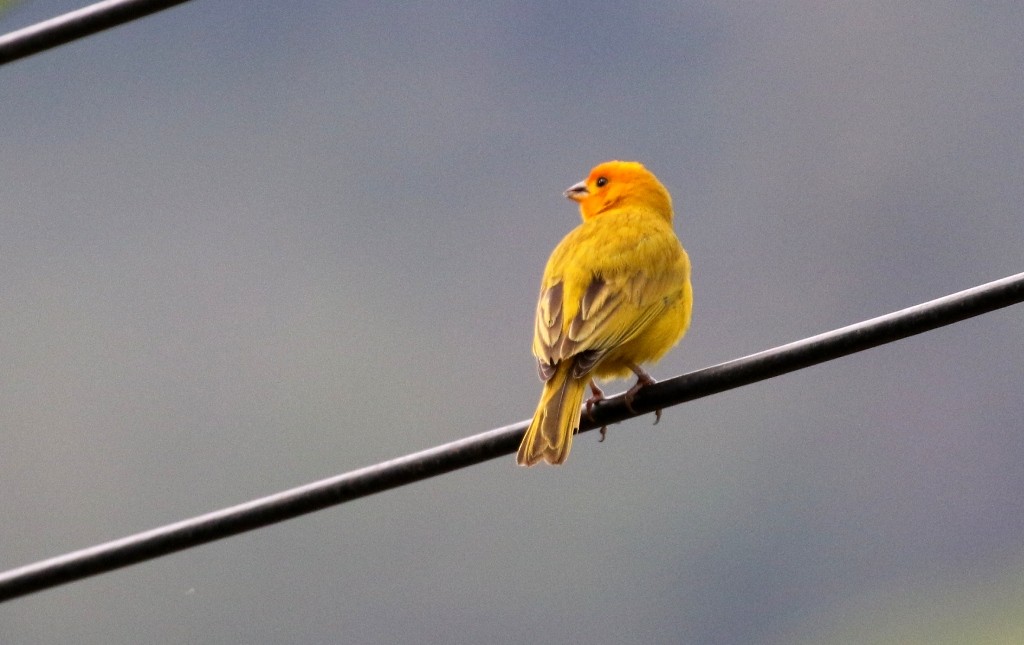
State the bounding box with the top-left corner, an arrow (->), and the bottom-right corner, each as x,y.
624,362 -> 661,424
584,380 -> 611,442
584,380 -> 606,420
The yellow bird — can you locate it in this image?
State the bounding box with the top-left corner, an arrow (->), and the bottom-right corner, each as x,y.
517,161 -> 692,466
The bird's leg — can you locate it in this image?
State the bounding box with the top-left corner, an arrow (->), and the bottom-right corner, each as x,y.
584,380 -> 605,420
585,380 -> 610,441
624,362 -> 661,424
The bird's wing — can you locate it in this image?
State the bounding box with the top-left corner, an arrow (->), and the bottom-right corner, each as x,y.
533,222 -> 684,380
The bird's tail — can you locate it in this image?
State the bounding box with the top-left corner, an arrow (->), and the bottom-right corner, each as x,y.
517,361 -> 589,466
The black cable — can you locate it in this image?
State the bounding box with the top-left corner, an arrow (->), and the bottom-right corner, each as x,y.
0,271 -> 1022,603
0,0 -> 194,66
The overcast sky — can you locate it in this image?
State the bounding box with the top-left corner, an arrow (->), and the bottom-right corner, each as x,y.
3,2 -> 1024,643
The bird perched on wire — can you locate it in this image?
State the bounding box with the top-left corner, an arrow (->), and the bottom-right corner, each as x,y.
517,161 -> 692,466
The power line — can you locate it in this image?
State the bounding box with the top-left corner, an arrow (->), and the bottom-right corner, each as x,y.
0,0 -> 193,66
0,270 -> 1022,603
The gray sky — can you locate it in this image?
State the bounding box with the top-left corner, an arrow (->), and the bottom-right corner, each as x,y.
3,2 -> 1024,643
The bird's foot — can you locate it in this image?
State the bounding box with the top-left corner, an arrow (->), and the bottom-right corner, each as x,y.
584,380 -> 606,422
624,363 -> 661,424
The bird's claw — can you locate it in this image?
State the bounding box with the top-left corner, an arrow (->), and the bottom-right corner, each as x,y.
584,381 -> 606,422
623,371 -> 657,414
624,367 -> 662,424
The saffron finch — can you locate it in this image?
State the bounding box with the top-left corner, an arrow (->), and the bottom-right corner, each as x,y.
517,161 -> 692,466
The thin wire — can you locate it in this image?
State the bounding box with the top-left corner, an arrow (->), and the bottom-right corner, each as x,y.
0,271 -> 1022,603
0,0 -> 193,66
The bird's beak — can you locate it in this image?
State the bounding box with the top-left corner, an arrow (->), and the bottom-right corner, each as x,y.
563,180 -> 588,201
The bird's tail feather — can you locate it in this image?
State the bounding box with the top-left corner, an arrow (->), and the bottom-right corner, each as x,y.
517,362 -> 588,466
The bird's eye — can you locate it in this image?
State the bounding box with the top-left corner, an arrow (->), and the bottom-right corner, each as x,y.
595,177 -> 608,188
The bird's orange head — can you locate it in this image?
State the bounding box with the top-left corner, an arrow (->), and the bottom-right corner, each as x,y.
564,160 -> 673,222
